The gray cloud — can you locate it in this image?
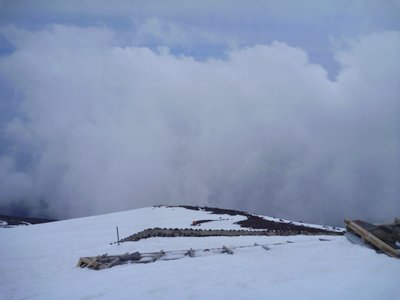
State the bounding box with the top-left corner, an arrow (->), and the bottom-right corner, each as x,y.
0,25 -> 399,226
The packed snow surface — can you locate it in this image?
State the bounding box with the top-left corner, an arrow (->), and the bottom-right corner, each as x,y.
0,206 -> 399,300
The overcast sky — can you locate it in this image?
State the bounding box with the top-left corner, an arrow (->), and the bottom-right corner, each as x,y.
0,1 -> 399,225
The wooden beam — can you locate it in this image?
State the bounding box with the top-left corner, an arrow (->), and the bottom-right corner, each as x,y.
152,250 -> 165,262
106,258 -> 121,268
222,245 -> 233,255
345,219 -> 400,258
77,257 -> 94,268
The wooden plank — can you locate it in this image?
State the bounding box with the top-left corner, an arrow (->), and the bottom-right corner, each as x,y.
345,219 -> 400,258
78,254 -> 107,268
152,250 -> 165,262
87,259 -> 101,269
222,245 -> 233,255
131,258 -> 154,264
77,257 -> 94,268
120,252 -> 141,261
106,258 -> 121,268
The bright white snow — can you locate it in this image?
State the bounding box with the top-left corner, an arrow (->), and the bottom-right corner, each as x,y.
0,206 -> 399,300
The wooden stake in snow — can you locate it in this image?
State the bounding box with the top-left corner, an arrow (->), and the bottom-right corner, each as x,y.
186,248 -> 195,257
116,226 -> 120,245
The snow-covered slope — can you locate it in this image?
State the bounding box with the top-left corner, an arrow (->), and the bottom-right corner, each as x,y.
0,206 -> 399,300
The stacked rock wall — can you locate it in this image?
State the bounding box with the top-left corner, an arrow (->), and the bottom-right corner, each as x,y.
120,227 -> 341,243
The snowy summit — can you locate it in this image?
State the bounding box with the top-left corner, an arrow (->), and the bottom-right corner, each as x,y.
0,205 -> 399,299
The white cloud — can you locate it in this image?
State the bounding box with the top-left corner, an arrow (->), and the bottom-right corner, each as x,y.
0,25 -> 399,225
2,1 -> 399,78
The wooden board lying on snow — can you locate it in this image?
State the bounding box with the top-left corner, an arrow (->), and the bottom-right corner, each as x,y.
77,245 -> 237,270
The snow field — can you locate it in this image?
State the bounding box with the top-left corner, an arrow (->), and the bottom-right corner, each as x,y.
0,206 -> 399,299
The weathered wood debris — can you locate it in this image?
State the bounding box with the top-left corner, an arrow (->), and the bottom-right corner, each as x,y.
78,245 -> 239,270
77,252 -> 141,270
345,218 -> 400,258
78,239 -> 332,270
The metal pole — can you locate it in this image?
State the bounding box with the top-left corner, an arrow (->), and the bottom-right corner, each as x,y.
116,226 -> 120,245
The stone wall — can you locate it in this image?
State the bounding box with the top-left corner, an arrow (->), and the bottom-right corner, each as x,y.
120,227 -> 341,243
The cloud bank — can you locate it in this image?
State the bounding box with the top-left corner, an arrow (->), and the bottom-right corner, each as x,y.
0,25 -> 399,225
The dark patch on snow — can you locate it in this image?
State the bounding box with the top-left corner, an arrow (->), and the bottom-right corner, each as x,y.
175,205 -> 342,235
0,215 -> 57,228
191,219 -> 214,226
